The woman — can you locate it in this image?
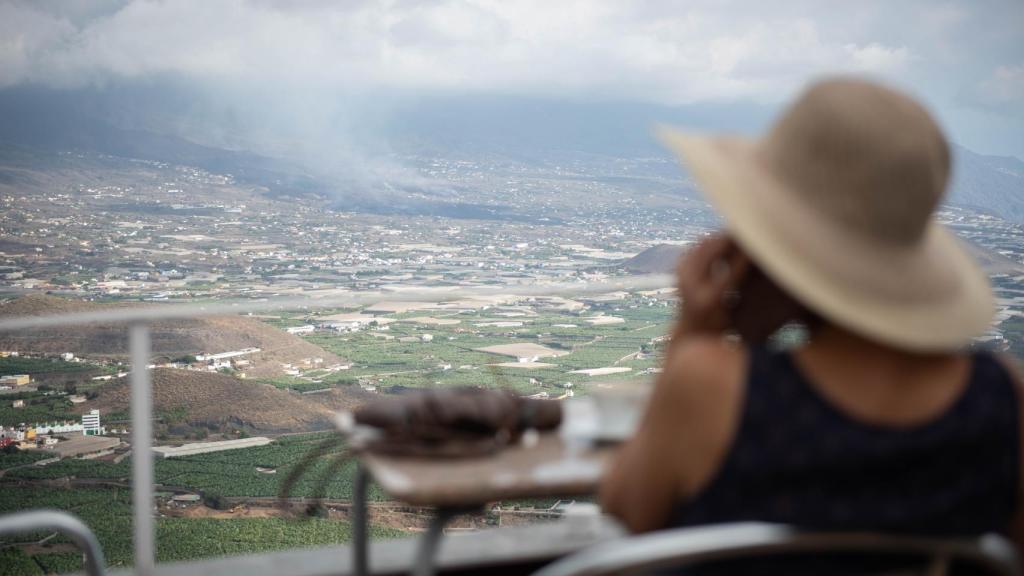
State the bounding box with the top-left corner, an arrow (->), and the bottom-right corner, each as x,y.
600,79 -> 1024,553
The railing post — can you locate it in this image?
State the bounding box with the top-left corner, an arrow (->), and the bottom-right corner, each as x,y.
352,464 -> 369,576
0,510 -> 108,576
130,323 -> 155,575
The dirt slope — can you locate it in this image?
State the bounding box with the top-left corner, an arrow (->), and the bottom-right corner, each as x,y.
0,295 -> 340,377
620,244 -> 684,274
77,368 -> 375,432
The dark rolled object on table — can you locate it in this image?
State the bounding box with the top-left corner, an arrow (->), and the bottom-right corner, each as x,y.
351,387 -> 562,457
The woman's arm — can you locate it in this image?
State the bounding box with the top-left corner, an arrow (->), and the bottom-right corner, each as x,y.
599,338 -> 745,532
600,234 -> 751,532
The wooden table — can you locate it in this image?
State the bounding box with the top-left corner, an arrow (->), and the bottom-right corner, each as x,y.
349,433 -> 617,576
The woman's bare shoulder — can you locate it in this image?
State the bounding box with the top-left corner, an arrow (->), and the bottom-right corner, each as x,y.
649,337 -> 749,495
599,338 -> 749,530
655,337 -> 747,406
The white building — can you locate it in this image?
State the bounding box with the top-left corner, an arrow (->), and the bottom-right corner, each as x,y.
82,410 -> 101,436
152,437 -> 272,458
35,421 -> 84,435
195,348 -> 260,362
0,374 -> 30,386
325,321 -> 362,333
285,325 -> 315,335
0,429 -> 26,441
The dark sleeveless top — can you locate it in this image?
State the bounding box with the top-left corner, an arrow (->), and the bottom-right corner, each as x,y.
672,347 -> 1020,536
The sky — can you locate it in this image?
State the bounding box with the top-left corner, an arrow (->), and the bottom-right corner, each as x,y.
0,0 -> 1022,159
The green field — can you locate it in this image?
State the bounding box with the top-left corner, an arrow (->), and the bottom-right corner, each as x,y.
0,394 -> 75,428
0,485 -> 400,574
0,296 -> 675,574
298,297 -> 673,395
0,450 -> 50,470
0,356 -> 116,427
0,434 -> 399,574
6,433 -> 388,502
0,357 -> 98,376
256,375 -> 350,393
154,433 -> 389,501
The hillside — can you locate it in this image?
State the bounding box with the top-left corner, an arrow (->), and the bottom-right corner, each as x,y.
76,368 -> 375,432
0,295 -> 341,377
620,244 -> 685,274
950,145 -> 1024,225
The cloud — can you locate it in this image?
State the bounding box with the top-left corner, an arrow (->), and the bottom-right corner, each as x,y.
0,0 -> 931,105
976,64 -> 1024,109
845,43 -> 911,74
0,0 -> 1020,158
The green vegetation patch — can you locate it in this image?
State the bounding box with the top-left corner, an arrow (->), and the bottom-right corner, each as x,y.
0,394 -> 74,428
0,548 -> 42,576
0,449 -> 51,470
157,517 -> 401,562
6,433 -> 388,501
0,357 -> 95,376
257,376 -> 336,393
0,486 -> 134,570
0,485 -> 401,574
6,458 -> 130,480
154,433 -> 388,501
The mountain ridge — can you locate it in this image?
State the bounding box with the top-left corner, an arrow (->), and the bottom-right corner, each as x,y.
0,88 -> 1020,223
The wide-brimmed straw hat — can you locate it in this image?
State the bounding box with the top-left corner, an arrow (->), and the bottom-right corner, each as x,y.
658,77 -> 993,351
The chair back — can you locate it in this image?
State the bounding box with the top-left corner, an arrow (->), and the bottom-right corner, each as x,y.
531,523 -> 1020,576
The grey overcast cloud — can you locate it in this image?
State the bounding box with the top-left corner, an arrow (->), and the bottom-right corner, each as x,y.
0,0 -> 1022,158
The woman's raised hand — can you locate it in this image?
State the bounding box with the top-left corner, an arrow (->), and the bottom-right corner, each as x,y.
673,233 -> 750,341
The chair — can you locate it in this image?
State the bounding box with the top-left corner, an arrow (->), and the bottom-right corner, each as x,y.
0,509 -> 107,576
532,522 -> 1020,576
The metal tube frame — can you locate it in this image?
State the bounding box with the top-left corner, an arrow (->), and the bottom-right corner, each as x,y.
351,465 -> 475,576
531,522 -> 1021,576
130,323 -> 155,576
0,509 -> 107,576
352,464 -> 369,576
411,508 -> 466,576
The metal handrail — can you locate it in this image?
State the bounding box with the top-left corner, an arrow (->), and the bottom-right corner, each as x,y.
0,509 -> 107,576
531,522 -> 1021,576
0,274 -> 670,331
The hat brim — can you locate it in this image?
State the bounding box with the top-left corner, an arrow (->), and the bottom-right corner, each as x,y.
656,125 -> 994,351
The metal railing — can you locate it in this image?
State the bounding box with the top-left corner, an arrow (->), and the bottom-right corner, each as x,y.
0,510 -> 107,576
533,522 -> 1021,576
0,275 -> 668,574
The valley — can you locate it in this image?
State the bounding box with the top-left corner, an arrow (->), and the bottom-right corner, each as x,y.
1,144 -> 1023,573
